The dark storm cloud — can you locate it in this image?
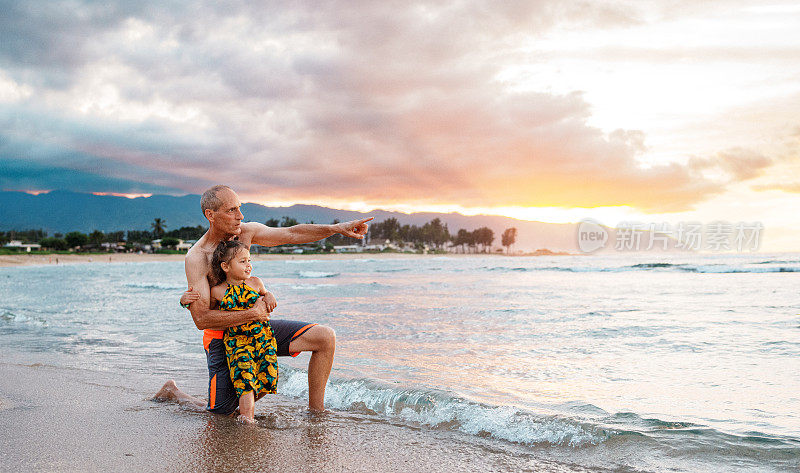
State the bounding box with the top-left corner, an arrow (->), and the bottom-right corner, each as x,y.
0,157 -> 181,194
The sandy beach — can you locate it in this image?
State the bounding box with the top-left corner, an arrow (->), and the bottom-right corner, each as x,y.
0,251 -> 431,268
0,357 -> 579,473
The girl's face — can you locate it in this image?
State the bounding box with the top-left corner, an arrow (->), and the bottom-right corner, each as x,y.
221,248 -> 252,280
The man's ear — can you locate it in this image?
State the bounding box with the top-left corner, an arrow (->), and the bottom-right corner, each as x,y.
204,208 -> 215,223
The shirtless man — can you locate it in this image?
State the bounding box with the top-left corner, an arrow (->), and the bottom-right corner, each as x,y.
155,185 -> 371,412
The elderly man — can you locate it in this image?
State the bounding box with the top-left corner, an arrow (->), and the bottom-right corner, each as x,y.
155,185 -> 371,413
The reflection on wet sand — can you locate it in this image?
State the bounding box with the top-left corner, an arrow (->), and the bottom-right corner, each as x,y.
302,410 -> 332,452
185,405 -> 332,471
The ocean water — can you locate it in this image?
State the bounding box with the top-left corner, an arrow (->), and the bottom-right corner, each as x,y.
1,253 -> 799,472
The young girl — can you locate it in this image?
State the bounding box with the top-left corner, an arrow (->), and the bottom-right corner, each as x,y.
204,240 -> 279,423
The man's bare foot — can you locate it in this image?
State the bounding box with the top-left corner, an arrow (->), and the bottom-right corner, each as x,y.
236,414 -> 256,425
305,407 -> 331,422
152,379 -> 205,408
153,379 -> 178,401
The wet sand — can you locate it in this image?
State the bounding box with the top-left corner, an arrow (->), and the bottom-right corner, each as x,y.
0,360 -> 588,472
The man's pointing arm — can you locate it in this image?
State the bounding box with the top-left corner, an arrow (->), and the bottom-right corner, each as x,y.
248,217 -> 374,247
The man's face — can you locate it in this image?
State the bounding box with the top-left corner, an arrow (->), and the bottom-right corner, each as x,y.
210,189 -> 244,236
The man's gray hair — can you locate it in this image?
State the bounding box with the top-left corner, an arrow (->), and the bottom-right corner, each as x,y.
200,185 -> 233,215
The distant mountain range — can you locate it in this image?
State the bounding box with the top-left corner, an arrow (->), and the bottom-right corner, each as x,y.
0,190 -> 586,251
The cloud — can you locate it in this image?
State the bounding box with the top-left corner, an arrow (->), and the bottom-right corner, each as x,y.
689,148 -> 773,181
751,183 -> 800,193
0,158 -> 180,194
0,0 -> 784,212
533,45 -> 800,65
0,104 -> 217,191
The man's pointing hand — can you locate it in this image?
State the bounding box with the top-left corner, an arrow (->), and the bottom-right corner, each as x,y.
336,217 -> 374,239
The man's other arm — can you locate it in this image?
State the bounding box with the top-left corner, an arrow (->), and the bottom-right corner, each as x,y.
246,217 -> 373,247
184,253 -> 268,330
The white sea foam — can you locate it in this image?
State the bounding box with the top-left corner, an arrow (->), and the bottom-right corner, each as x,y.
0,310 -> 47,327
290,283 -> 336,290
279,368 -> 609,448
124,282 -> 185,290
297,271 -> 340,278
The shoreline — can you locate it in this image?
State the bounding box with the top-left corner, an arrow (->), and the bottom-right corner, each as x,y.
0,251 -> 534,268
0,252 -> 430,267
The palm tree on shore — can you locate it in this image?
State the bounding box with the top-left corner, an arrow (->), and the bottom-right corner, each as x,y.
151,218 -> 167,238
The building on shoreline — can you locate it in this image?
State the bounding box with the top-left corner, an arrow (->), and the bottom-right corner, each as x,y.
3,240 -> 41,253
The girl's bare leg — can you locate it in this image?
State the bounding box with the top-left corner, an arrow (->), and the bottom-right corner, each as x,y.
237,391 -> 255,423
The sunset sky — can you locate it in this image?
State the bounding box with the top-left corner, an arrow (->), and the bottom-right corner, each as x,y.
1,1 -> 799,250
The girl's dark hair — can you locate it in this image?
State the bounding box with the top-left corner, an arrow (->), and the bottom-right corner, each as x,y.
211,240 -> 248,284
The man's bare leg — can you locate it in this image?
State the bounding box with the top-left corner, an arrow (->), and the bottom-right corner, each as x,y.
153,379 -> 205,408
287,325 -> 336,411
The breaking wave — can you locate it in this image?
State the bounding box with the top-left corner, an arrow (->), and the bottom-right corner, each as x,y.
297,271 -> 340,278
